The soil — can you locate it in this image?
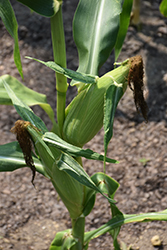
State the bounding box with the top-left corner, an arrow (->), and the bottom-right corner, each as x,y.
0,0 -> 167,249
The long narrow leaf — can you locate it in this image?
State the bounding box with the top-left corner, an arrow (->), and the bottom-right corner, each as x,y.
110,202 -> 123,250
0,75 -> 58,133
114,0 -> 133,61
91,172 -> 122,249
73,0 -> 123,76
27,124 -> 116,209
0,0 -> 23,78
16,0 -> 61,17
0,75 -> 47,106
57,153 -> 116,204
103,83 -> 125,170
2,79 -> 48,133
26,125 -> 87,218
0,141 -> 47,177
26,57 -> 98,85
43,132 -> 118,164
84,210 -> 167,244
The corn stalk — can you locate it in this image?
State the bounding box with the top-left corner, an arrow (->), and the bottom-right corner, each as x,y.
0,1 -> 167,250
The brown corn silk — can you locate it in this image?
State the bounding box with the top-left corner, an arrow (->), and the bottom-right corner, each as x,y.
128,55 -> 148,122
11,120 -> 36,185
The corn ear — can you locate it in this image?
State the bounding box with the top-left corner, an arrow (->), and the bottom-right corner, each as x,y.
63,60 -> 131,147
51,161 -> 84,218
25,123 -> 92,219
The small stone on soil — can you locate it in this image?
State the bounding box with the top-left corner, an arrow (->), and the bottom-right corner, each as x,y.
151,235 -> 162,247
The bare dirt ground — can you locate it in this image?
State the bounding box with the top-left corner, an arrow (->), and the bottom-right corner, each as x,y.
1,0 -> 167,249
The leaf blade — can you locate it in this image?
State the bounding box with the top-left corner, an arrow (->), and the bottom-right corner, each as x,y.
57,153 -> 116,204
0,141 -> 47,177
2,78 -> 48,133
73,0 -> 123,76
84,210 -> 167,243
0,0 -> 23,78
0,75 -> 58,132
16,0 -> 61,17
103,83 -> 124,169
114,0 -> 133,61
43,132 -> 119,164
26,57 -> 98,85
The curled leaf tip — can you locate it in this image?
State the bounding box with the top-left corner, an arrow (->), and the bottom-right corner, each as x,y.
11,120 -> 36,186
128,55 -> 148,122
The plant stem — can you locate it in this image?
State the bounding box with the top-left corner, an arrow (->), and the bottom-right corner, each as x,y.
50,7 -> 68,136
75,156 -> 83,167
71,215 -> 85,250
51,8 -> 85,250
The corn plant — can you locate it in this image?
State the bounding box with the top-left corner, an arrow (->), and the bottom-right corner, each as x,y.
0,1 -> 167,250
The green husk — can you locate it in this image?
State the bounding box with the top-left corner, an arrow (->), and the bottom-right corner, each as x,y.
24,123 -> 95,219
63,60 -> 131,147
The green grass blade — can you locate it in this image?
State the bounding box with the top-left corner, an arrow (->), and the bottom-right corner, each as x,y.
114,0 -> 133,61
0,0 -> 23,78
2,79 -> 48,133
43,132 -> 119,164
84,210 -> 167,244
16,0 -> 61,17
26,57 -> 98,85
0,75 -> 58,133
73,0 -> 123,76
0,141 -> 47,177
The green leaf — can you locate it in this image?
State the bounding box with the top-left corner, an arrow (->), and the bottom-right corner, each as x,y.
84,210 -> 167,244
0,141 -> 47,177
26,57 -> 98,85
110,227 -> 121,250
16,0 -> 61,17
82,191 -> 96,217
26,125 -> 85,219
49,229 -> 76,250
91,172 -> 119,199
89,172 -> 122,250
52,160 -> 85,219
2,78 -> 48,133
160,0 -> 167,17
0,0 -> 23,78
115,0 -> 133,61
27,124 -> 116,215
26,125 -> 60,173
0,75 -> 58,133
57,153 -> 104,192
91,172 -> 122,247
73,0 -> 123,76
57,153 -> 116,204
103,83 -> 124,171
109,206 -> 122,250
0,75 -> 45,106
43,132 -> 119,164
